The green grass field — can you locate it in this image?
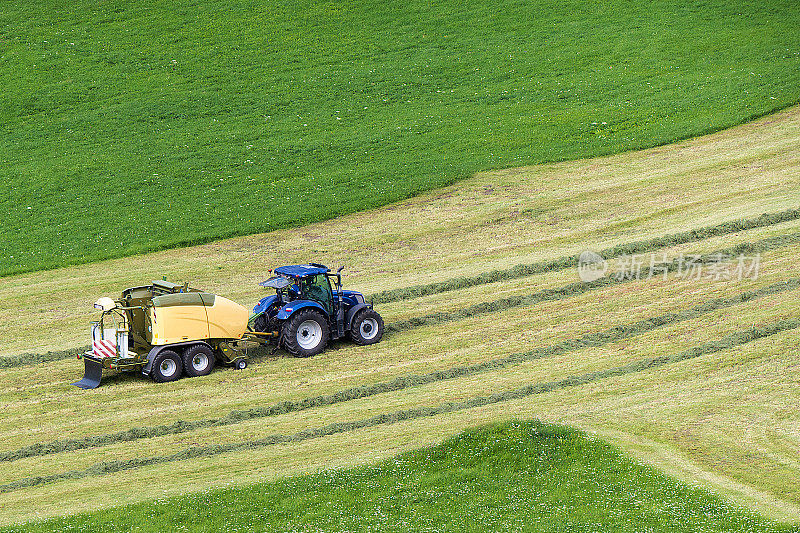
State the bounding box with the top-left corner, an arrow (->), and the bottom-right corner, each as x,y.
0,108 -> 798,528
2,1 -> 800,528
2,0 -> 800,275
5,421 -> 797,533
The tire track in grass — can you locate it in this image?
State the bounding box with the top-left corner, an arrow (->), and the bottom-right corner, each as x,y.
2,318 -> 798,495
1,208 -> 798,369
371,207 -> 800,304
3,277 -> 798,464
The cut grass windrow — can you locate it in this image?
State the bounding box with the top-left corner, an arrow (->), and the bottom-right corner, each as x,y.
1,211 -> 798,370
370,207 -> 800,304
2,317 -> 797,495
384,231 -> 800,333
3,278 -> 798,464
0,347 -> 89,371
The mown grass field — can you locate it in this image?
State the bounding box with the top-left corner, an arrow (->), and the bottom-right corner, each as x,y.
2,0 -> 800,275
6,421 -> 797,533
0,108 -> 798,528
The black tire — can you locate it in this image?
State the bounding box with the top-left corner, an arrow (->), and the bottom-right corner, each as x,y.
151,350 -> 183,383
235,359 -> 247,370
282,308 -> 329,357
182,344 -> 215,378
251,313 -> 267,332
349,308 -> 384,345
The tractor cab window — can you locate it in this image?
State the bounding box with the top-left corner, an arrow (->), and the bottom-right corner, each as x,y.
287,283 -> 301,301
301,274 -> 333,314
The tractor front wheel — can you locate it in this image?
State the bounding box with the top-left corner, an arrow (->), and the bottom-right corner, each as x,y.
349,309 -> 384,345
282,309 -> 329,357
151,350 -> 183,383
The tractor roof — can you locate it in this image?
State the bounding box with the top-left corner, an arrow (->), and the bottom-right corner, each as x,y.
274,264 -> 329,278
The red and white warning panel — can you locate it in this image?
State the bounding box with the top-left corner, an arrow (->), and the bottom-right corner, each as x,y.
92,339 -> 116,358
90,322 -> 120,358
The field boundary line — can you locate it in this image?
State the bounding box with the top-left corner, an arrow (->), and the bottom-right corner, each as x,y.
2,318 -> 797,494
3,278 -> 798,464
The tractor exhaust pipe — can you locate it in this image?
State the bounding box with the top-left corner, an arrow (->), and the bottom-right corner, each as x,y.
336,266 -> 345,338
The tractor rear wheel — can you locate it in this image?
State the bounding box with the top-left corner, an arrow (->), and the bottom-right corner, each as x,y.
282,308 -> 329,357
151,350 -> 183,383
182,344 -> 215,378
251,313 -> 268,332
349,309 -> 384,345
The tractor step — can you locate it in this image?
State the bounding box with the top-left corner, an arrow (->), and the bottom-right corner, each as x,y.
72,358 -> 104,389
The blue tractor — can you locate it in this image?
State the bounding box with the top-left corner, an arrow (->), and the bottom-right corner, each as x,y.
249,263 -> 384,357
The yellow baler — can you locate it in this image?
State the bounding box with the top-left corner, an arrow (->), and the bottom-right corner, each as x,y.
74,281 -> 272,389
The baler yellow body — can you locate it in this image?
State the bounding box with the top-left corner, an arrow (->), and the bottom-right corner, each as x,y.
148,293 -> 249,345
74,280 -> 270,389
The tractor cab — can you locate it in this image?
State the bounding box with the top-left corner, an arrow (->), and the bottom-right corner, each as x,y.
299,274 -> 332,308
259,264 -> 334,311
251,263 -> 383,357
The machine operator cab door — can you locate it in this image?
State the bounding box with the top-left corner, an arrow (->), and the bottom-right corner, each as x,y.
300,273 -> 334,316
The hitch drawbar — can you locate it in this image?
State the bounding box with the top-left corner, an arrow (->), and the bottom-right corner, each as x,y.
72,356 -> 104,389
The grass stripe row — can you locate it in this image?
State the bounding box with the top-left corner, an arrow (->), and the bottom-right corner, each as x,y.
1,208 -> 797,370
384,231 -> 800,333
3,317 -> 797,495
0,347 -> 89,371
4,277 -> 797,464
370,207 -> 800,304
